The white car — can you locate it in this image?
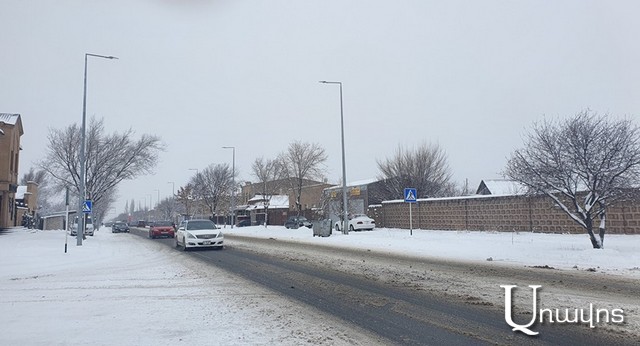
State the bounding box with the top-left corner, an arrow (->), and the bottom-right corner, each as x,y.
70,216 -> 95,236
334,214 -> 376,232
175,219 -> 224,250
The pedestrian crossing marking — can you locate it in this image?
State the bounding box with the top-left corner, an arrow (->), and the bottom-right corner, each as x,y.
404,188 -> 417,203
83,200 -> 92,213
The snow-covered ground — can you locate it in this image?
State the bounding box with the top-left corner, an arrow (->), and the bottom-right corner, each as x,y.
225,225 -> 640,278
0,227 -> 383,346
1,225 -> 638,345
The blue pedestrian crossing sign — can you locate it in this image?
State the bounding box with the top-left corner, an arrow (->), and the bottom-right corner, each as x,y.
83,200 -> 92,213
404,188 -> 417,203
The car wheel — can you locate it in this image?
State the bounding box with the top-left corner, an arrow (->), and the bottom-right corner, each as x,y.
175,239 -> 179,248
334,224 -> 340,232
182,243 -> 189,252
349,225 -> 354,232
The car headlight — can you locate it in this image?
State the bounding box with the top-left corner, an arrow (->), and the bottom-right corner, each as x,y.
186,232 -> 196,239
217,232 -> 224,238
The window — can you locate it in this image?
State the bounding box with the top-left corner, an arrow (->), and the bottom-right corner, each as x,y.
186,220 -> 216,230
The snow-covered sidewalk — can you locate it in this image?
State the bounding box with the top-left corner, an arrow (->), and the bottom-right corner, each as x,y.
0,227 -> 381,346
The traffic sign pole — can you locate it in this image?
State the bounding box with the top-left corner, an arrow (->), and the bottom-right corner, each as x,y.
65,187 -> 69,253
409,203 -> 413,236
404,188 -> 417,236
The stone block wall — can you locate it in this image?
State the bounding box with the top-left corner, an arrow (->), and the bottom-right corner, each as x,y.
371,194 -> 640,234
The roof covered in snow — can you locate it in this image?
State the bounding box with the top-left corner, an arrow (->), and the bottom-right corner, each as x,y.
0,113 -> 20,125
15,185 -> 28,199
476,179 -> 526,196
246,195 -> 289,210
324,178 -> 380,191
0,113 -> 23,135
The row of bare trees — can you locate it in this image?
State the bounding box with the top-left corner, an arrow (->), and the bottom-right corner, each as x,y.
31,115 -> 457,227
31,111 -> 640,249
128,141 -> 331,225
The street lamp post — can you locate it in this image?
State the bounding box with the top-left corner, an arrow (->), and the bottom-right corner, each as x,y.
188,169 -> 199,217
167,181 -> 175,197
222,146 -> 236,228
154,189 -> 160,220
319,81 -> 349,235
167,181 -> 175,223
146,194 -> 152,220
77,53 -> 118,246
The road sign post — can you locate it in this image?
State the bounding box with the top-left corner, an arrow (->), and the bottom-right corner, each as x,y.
83,200 -> 92,214
404,188 -> 417,236
65,187 -> 69,253
77,199 -> 93,244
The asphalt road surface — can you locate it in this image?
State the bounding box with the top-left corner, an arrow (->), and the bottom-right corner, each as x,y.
129,228 -> 636,345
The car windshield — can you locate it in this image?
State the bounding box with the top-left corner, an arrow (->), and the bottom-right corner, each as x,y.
186,220 -> 217,230
154,221 -> 173,227
114,222 -> 126,226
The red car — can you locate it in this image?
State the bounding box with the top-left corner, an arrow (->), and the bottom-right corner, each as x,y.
148,221 -> 175,239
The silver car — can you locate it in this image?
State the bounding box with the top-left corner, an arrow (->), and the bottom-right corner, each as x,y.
175,219 -> 224,250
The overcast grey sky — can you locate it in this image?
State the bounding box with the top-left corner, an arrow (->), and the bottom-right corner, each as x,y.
2,0 -> 640,215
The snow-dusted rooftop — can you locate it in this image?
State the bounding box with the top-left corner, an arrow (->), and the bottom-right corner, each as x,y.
324,178 -> 379,191
15,185 -> 27,199
246,195 -> 289,209
0,113 -> 20,125
476,179 -> 526,196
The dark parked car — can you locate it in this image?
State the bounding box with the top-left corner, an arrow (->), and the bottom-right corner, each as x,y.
284,216 -> 312,229
236,219 -> 251,227
136,220 -> 146,227
112,221 -> 130,233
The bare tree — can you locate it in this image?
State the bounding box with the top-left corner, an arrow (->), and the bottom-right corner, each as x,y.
175,184 -> 194,219
279,141 -> 327,214
91,188 -> 116,227
156,197 -> 179,221
505,111 -> 640,249
252,157 -> 285,226
376,142 -> 454,200
39,117 -> 164,213
190,164 -> 235,219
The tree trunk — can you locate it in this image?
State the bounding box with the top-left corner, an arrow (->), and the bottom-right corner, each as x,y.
598,209 -> 606,249
264,206 -> 268,227
585,218 -> 602,249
